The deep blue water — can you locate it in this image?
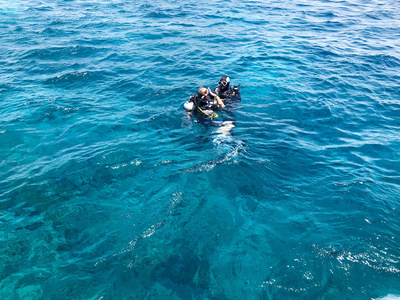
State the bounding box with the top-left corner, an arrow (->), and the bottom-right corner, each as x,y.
1,0 -> 400,299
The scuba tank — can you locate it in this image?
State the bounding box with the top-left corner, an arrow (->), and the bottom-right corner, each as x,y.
184,95 -> 195,111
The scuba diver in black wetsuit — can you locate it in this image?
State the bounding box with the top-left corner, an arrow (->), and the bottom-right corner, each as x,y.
186,87 -> 225,123
183,79 -> 239,127
213,76 -> 241,102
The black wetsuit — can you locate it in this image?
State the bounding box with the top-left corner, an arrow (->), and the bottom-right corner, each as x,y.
214,86 -> 241,101
188,94 -> 223,123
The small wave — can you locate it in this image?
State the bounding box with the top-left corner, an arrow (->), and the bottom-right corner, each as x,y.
49,20 -> 66,26
374,54 -> 400,68
25,5 -> 54,12
183,138 -> 245,174
44,71 -> 108,86
146,11 -> 173,19
22,45 -> 104,60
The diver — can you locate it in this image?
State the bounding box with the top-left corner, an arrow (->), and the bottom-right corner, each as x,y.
213,76 -> 241,101
196,87 -> 225,109
184,87 -> 225,124
185,87 -> 224,112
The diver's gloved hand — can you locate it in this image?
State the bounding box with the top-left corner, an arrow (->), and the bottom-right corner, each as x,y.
231,85 -> 240,95
207,88 -> 217,98
208,88 -> 225,108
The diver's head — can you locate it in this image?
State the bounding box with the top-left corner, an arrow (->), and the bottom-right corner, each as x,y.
218,76 -> 230,91
198,87 -> 212,97
197,87 -> 210,102
197,87 -> 207,96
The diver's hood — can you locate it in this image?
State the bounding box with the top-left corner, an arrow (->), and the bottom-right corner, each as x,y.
219,76 -> 230,90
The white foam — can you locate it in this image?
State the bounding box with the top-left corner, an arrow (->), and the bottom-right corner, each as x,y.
376,295 -> 400,300
216,121 -> 235,135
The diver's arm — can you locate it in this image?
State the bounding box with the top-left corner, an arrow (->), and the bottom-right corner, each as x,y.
215,95 -> 225,108
208,88 -> 225,108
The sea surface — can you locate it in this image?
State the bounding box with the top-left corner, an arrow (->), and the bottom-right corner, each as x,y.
1,0 -> 400,299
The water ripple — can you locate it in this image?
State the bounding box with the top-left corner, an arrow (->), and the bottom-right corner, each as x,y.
1,0 -> 400,299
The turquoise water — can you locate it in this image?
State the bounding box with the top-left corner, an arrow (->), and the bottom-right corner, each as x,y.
1,0 -> 400,299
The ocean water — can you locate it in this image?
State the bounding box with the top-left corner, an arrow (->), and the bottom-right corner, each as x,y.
1,0 -> 400,299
